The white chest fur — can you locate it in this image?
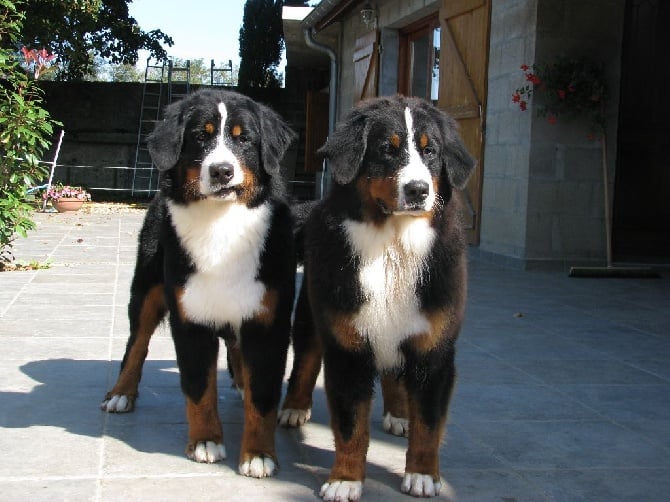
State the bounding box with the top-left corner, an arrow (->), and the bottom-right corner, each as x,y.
343,216 -> 436,370
167,200 -> 271,332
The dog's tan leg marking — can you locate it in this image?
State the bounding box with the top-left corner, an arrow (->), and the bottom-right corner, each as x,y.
225,340 -> 245,396
238,360 -> 279,478
279,337 -> 321,427
380,374 -> 409,437
185,360 -> 226,463
254,288 -> 278,327
329,313 -> 365,351
402,395 -> 446,497
102,284 -> 165,412
321,400 -> 371,501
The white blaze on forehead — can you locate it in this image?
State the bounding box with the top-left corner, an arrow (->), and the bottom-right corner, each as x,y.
396,106 -> 435,211
200,101 -> 245,195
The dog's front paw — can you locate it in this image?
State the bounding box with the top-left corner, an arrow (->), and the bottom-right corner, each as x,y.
382,411 -> 408,437
239,454 -> 277,478
400,473 -> 441,497
186,441 -> 226,463
277,407 -> 311,427
100,394 -> 135,413
320,480 -> 362,501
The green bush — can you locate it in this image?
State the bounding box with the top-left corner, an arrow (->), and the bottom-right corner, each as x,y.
0,0 -> 59,267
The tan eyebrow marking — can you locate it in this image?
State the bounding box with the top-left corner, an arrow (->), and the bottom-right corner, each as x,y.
204,122 -> 215,135
420,134 -> 429,149
231,125 -> 242,137
390,134 -> 401,149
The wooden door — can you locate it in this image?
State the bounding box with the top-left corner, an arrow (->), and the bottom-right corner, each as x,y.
304,90 -> 329,173
612,0 -> 670,259
438,0 -> 491,244
353,30 -> 380,102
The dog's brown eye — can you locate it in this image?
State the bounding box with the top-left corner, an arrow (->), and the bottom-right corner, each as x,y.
423,146 -> 436,157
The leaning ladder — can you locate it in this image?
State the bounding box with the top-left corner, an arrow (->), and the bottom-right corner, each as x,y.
132,59 -> 166,197
167,59 -> 191,103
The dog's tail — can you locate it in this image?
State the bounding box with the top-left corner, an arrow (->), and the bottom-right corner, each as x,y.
291,200 -> 317,265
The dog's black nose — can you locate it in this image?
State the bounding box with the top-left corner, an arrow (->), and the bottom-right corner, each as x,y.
403,180 -> 430,204
209,162 -> 234,185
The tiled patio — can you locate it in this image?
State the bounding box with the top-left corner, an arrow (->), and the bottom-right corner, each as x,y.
1,204 -> 669,501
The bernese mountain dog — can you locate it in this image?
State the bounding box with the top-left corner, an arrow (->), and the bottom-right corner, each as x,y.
279,95 -> 475,500
101,89 -> 296,479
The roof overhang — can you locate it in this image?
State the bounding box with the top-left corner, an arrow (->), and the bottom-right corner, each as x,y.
282,5 -> 340,68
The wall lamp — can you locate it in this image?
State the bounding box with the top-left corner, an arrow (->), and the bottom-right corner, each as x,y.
360,2 -> 377,30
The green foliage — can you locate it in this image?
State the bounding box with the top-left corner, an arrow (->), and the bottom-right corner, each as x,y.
0,0 -> 59,266
14,0 -> 173,81
238,0 -> 283,89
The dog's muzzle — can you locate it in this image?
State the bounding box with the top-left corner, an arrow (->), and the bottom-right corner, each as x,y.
399,179 -> 431,212
207,162 -> 240,198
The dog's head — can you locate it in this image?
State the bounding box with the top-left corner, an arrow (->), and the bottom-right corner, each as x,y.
319,96 -> 475,219
148,89 -> 295,206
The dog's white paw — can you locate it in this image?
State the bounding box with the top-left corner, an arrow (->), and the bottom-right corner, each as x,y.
401,473 -> 441,497
320,480 -> 362,501
239,455 -> 276,478
100,394 -> 134,413
188,441 -> 226,463
278,408 -> 311,427
382,411 -> 409,437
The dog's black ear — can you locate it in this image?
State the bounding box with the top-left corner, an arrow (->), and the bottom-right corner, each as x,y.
148,104 -> 185,171
426,104 -> 476,190
259,104 -> 296,175
318,111 -> 368,185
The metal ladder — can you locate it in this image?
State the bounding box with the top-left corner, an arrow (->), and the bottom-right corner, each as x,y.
210,59 -> 233,86
132,59 -> 166,197
167,59 -> 191,103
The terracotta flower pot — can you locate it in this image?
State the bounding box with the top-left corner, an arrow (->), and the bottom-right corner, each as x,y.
52,198 -> 84,212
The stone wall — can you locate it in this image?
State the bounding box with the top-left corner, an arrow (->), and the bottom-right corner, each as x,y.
481,0 -> 625,267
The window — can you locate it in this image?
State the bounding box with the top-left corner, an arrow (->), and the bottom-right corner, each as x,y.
399,15 -> 440,103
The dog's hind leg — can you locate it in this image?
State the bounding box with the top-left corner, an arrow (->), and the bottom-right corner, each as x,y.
279,281 -> 321,427
102,201 -> 167,413
102,272 -> 166,414
380,373 -> 409,437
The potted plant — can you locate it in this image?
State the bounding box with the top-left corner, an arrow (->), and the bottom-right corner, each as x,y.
42,183 -> 91,212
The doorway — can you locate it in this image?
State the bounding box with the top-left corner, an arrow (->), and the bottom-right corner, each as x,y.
613,0 -> 670,260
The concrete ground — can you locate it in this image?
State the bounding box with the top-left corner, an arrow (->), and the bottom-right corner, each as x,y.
1,204 -> 669,501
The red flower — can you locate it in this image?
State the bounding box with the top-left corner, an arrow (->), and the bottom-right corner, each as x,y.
21,46 -> 37,63
512,92 -> 521,103
38,48 -> 55,62
519,100 -> 527,111
557,89 -> 566,99
520,64 -> 529,71
526,73 -> 542,85
547,115 -> 557,125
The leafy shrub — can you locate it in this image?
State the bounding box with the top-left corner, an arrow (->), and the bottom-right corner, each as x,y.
0,0 -> 59,268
